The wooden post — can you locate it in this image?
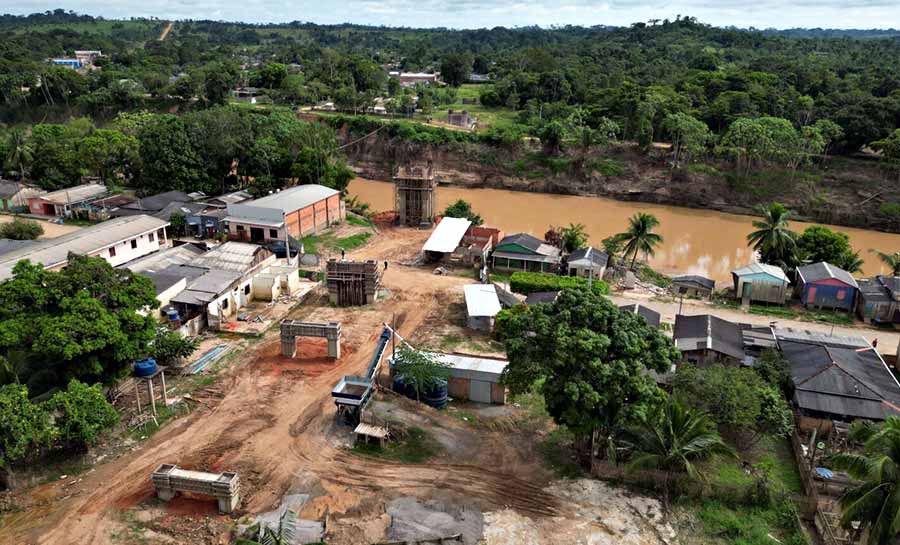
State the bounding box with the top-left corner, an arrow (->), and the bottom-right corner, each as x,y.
160,371 -> 168,407
135,379 -> 142,414
148,379 -> 157,416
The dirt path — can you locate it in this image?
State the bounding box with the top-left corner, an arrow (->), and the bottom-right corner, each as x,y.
0,228 -> 592,545
158,21 -> 173,41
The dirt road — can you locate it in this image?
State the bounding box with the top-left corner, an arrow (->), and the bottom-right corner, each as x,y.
2,228 -> 673,545
158,21 -> 173,41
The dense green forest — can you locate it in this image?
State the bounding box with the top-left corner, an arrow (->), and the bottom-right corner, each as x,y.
1,10 -> 900,201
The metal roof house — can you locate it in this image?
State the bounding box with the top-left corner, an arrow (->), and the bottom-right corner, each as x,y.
673,314 -> 777,367
422,217 -> 472,261
0,214 -> 169,280
27,183 -> 108,217
732,262 -> 790,305
857,275 -> 900,324
431,352 -> 508,404
0,180 -> 43,212
618,303 -> 661,328
671,275 -> 716,299
781,340 -> 900,427
567,247 -> 608,280
223,184 -> 344,244
463,284 -> 502,331
491,233 -> 561,273
796,262 -> 859,311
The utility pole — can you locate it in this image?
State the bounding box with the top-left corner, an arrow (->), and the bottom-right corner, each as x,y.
587,247 -> 593,291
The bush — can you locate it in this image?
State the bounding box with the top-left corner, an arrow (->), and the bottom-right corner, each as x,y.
45,380 -> 118,450
509,272 -> 608,296
0,384 -> 52,468
0,218 -> 44,240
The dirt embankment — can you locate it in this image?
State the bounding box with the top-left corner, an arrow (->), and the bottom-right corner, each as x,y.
340,128 -> 900,234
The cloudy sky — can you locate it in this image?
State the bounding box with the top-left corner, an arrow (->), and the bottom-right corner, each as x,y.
8,1 -> 900,29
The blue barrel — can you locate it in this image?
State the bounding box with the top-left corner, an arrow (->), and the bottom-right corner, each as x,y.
392,374 -> 416,399
133,357 -> 158,377
423,379 -> 448,410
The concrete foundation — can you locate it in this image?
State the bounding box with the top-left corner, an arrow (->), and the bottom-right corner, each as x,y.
151,464 -> 240,514
280,320 -> 342,359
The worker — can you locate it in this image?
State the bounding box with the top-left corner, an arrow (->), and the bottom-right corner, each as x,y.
341,249 -> 345,260
384,260 -> 388,271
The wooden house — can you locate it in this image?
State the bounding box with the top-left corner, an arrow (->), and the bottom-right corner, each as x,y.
731,263 -> 790,305
795,262 -> 858,311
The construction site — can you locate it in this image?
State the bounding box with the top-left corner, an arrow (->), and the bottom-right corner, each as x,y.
0,212 -> 697,545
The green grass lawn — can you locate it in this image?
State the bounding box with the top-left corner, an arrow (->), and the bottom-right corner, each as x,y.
301,231 -> 372,254
713,297 -> 855,327
432,84 -> 521,131
351,427 -> 442,463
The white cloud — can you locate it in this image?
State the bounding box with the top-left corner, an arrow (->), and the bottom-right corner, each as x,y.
6,0 -> 900,28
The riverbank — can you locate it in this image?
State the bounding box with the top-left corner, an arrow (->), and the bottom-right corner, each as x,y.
338,126 -> 900,235
348,178 -> 900,282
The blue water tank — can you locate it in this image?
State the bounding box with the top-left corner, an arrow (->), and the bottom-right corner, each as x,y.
133,357 -> 158,377
165,309 -> 180,321
392,374 -> 416,399
423,379 -> 448,410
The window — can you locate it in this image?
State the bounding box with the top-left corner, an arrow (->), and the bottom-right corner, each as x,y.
130,239 -> 137,249
109,246 -> 116,257
236,225 -> 245,231
244,285 -> 251,295
149,232 -> 155,242
270,229 -> 278,238
157,229 -> 164,240
221,298 -> 229,309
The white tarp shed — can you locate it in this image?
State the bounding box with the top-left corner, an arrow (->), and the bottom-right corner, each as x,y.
464,284 -> 502,317
423,217 -> 472,254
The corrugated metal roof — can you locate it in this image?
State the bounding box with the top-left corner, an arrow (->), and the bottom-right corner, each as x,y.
424,217 -> 471,253
774,328 -> 871,349
568,247 -> 609,268
672,275 -> 716,290
783,340 -> 900,420
674,314 -> 746,359
497,233 -> 560,257
40,183 -> 107,204
237,184 -> 338,214
0,215 -> 168,279
524,291 -> 559,305
797,262 -> 859,288
430,352 -> 507,382
732,262 -> 790,283
618,303 -> 661,328
191,242 -> 267,273
120,244 -> 206,274
464,284 -> 502,317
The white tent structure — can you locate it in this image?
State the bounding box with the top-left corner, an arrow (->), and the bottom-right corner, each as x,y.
423,217 -> 472,256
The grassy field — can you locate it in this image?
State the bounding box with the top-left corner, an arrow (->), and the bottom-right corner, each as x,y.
351,427 -> 442,463
301,231 -> 372,254
431,84 -> 520,131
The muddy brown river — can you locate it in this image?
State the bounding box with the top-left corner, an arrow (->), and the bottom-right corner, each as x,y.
349,178 -> 900,282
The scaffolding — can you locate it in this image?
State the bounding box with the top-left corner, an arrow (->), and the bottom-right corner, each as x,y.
326,259 -> 382,306
394,164 -> 436,227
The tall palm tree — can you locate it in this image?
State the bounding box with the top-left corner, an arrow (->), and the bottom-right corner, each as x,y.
619,213 -> 663,270
831,417 -> 900,545
5,129 -> 32,179
871,250 -> 900,276
622,397 -> 735,509
747,202 -> 797,268
842,250 -> 865,275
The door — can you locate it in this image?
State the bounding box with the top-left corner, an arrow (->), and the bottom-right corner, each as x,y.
469,380 -> 492,404
250,227 -> 265,243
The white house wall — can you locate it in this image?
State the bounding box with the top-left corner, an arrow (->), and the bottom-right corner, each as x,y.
89,228 -> 167,268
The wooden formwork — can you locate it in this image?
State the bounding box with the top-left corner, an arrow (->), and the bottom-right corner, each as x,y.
326,259 -> 382,306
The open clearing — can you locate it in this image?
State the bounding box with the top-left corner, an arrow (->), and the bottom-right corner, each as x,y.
0,226 -> 679,545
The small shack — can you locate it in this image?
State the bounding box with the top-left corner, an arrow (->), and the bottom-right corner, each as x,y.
671,275 -> 715,299
857,275 -> 900,324
567,247 -> 608,280
463,284 -> 502,331
796,262 -> 858,311
674,314 -> 747,366
433,352 -> 507,404
422,216 -> 472,262
731,263 -> 790,305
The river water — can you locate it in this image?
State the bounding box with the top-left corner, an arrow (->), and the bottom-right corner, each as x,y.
348,178 -> 900,282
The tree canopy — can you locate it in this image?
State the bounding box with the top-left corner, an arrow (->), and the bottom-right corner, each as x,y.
497,288 -> 680,442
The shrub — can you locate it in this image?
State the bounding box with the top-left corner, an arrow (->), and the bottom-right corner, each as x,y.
45,380 -> 118,450
0,218 -> 44,240
509,272 -> 608,296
